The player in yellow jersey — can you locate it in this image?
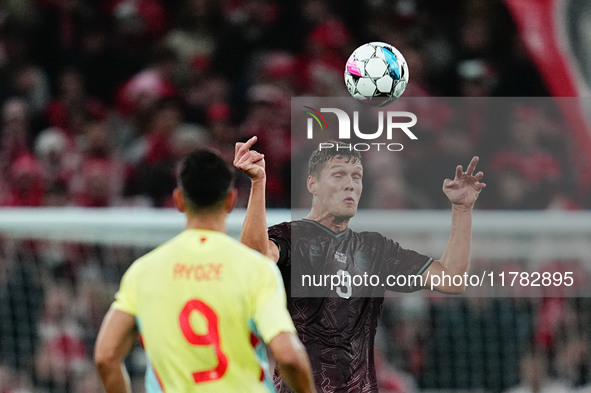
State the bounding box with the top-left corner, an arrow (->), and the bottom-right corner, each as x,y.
94,149 -> 316,393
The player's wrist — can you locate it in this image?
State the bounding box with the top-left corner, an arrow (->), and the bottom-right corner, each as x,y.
251,174 -> 266,184
451,204 -> 473,213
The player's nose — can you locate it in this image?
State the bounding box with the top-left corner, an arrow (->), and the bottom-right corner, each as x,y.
343,175 -> 355,190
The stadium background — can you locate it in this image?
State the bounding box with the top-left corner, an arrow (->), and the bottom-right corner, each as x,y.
0,0 -> 590,392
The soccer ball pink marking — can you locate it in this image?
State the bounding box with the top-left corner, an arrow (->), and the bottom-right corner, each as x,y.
344,42 -> 409,107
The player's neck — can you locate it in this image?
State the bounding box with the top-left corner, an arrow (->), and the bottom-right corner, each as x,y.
184,213 -> 227,233
304,210 -> 350,233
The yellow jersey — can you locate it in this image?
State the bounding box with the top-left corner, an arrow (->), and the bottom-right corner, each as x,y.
112,229 -> 295,393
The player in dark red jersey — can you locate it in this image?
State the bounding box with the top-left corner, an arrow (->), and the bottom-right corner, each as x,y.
234,136 -> 486,393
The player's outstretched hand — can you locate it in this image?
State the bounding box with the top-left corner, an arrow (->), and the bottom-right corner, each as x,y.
234,136 -> 266,181
442,156 -> 486,209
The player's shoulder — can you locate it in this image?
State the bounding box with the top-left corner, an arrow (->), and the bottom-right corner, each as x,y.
123,235 -> 178,274
233,237 -> 275,264
355,229 -> 386,238
269,219 -> 336,236
137,231 -> 189,261
201,231 -> 277,269
268,221 -> 291,237
123,230 -> 215,271
268,219 -> 320,230
353,229 -> 396,246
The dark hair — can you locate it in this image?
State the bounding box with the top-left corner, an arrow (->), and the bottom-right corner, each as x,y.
177,150 -> 235,211
307,140 -> 363,177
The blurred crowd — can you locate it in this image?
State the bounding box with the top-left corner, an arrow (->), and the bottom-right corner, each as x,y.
1,0 -> 591,393
0,0 -> 587,209
3,240 -> 591,393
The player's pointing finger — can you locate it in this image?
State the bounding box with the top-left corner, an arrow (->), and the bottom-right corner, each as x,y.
242,136 -> 258,153
235,136 -> 257,159
455,165 -> 463,179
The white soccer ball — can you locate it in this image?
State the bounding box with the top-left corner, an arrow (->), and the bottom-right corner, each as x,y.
344,42 -> 409,107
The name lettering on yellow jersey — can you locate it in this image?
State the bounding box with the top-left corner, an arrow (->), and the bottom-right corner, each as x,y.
173,263 -> 222,281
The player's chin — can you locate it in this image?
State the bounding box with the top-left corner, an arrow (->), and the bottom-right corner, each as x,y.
338,206 -> 358,218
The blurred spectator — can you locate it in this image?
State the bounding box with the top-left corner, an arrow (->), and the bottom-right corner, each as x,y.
110,0 -> 168,42
487,105 -> 566,209
71,159 -> 118,207
503,350 -> 570,393
205,101 -> 231,137
256,51 -> 299,95
213,0 -> 281,79
375,353 -> 419,393
69,117 -> 125,207
406,116 -> 478,209
76,22 -> 125,104
45,67 -> 107,140
125,98 -> 185,206
458,13 -> 493,60
3,0 -> 37,27
69,363 -> 105,393
34,285 -> 87,393
398,45 -> 434,98
0,365 -> 34,393
171,124 -> 210,157
182,70 -> 229,125
555,334 -> 591,388
164,0 -> 222,74
11,63 -> 51,118
0,98 -> 31,172
495,36 -> 551,96
116,44 -> 178,120
1,154 -> 45,207
34,127 -> 74,186
488,167 -> 537,210
0,244 -> 44,373
43,179 -> 71,207
298,18 -> 352,95
240,84 -> 290,206
32,0 -> 99,79
363,153 -> 417,209
457,58 -> 497,97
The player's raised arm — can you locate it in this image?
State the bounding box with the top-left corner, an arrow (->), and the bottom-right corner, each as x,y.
233,136 -> 279,262
422,156 -> 486,293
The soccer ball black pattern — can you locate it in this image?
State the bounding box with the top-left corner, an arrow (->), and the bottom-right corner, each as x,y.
344,42 -> 409,107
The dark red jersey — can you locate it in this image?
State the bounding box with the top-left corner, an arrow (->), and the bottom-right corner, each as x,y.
268,220 -> 433,393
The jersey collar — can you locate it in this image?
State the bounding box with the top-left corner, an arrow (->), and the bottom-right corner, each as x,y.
301,219 -> 350,238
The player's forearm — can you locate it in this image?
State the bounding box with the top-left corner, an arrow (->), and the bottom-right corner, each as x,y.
97,362 -> 132,393
277,355 -> 317,393
440,205 -> 473,279
241,177 -> 270,255
271,332 -> 316,393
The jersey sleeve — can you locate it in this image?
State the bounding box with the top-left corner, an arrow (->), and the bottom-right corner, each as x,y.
381,236 -> 433,293
251,257 -> 296,344
111,263 -> 139,316
268,222 -> 291,268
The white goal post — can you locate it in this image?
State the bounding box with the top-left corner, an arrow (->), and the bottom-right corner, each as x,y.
0,208 -> 588,263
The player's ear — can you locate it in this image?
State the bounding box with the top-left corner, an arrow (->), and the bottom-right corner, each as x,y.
173,188 -> 186,213
225,188 -> 238,213
307,175 -> 317,195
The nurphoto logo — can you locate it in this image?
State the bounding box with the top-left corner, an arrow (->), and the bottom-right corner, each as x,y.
304,106 -> 418,152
